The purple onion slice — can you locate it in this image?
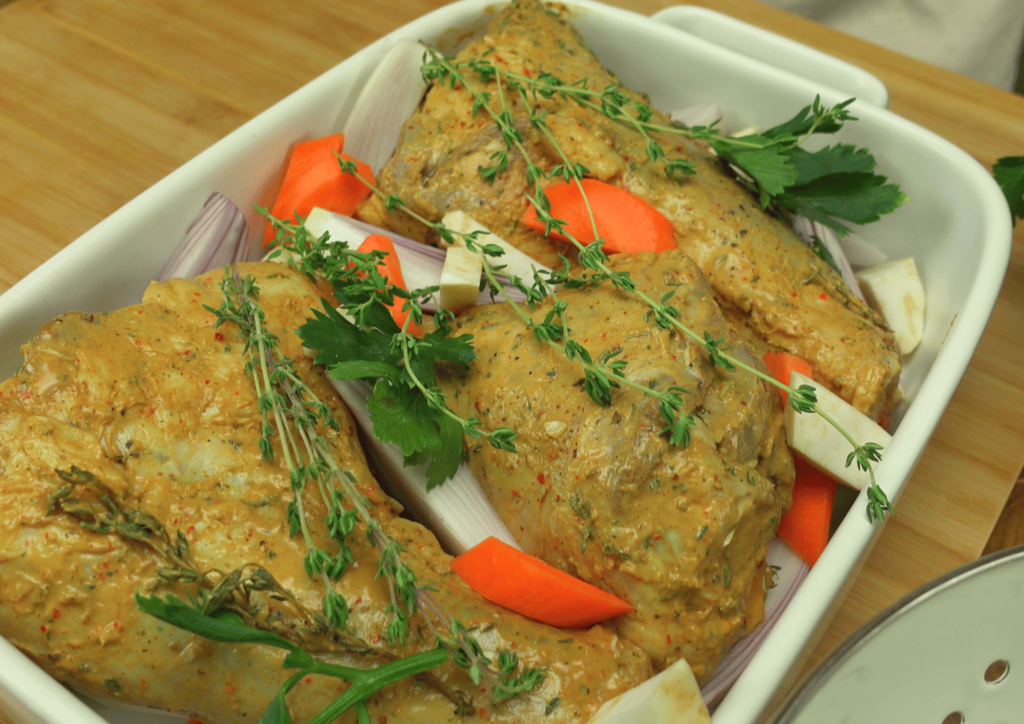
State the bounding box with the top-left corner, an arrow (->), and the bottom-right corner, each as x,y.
160,193 -> 248,281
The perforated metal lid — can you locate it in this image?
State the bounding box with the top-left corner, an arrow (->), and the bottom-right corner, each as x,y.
770,544 -> 1024,724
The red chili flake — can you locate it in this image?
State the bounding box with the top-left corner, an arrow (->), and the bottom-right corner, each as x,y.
537,473 -> 546,485
52,609 -> 61,620
666,635 -> 672,644
372,633 -> 381,644
113,621 -> 123,631
819,293 -> 828,300
791,291 -> 799,298
214,332 -> 224,342
653,535 -> 661,541
40,625 -> 47,633
479,709 -> 487,718
205,380 -> 210,385
98,573 -> 106,581
305,677 -> 313,684
511,489 -> 520,497
353,597 -> 362,606
225,686 -> 237,693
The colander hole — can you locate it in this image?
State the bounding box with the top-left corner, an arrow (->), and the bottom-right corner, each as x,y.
941,712 -> 965,724
984,659 -> 1009,684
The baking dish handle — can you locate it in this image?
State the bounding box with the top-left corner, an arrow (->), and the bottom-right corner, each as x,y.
650,6 -> 889,108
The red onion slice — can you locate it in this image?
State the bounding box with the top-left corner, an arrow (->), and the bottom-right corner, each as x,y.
790,216 -> 865,301
160,193 -> 248,281
700,540 -> 810,703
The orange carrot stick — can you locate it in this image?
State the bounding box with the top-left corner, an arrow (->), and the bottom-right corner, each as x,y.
763,350 -> 815,408
521,179 -> 676,254
358,234 -> 421,335
263,133 -> 374,244
777,458 -> 837,567
450,536 -> 633,628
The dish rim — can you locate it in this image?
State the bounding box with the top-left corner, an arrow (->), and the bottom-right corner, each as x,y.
0,1 -> 1012,723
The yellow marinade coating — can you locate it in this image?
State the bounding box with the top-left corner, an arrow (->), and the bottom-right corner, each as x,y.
439,251 -> 794,679
0,262 -> 650,723
358,0 -> 901,420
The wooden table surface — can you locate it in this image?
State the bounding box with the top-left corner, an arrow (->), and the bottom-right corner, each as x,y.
1,0 -> 1023,721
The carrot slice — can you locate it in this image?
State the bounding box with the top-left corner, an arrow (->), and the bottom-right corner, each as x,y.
358,234 -> 421,335
521,179 -> 675,254
764,350 -> 814,408
450,536 -> 633,628
263,133 -> 374,244
777,458 -> 837,566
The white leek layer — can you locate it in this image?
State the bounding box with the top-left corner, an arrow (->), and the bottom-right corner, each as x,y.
304,207 -> 442,295
342,39 -> 429,175
329,378 -> 521,556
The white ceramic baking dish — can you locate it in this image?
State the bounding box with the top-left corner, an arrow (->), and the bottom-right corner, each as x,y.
0,1 -> 1012,723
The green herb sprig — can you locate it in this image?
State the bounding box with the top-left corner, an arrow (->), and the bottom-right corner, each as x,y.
213,261 -> 546,711
367,49 -> 894,521
262,211 -> 518,489
994,155 -> 1024,225
424,54 -> 908,235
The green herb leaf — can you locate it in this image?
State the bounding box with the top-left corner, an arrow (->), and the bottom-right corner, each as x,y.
298,301 -> 400,369
305,649 -> 450,724
788,144 -> 878,185
993,155 -> 1024,225
258,671 -> 306,724
725,141 -> 799,202
762,97 -> 855,140
776,172 -> 908,235
327,360 -> 400,382
366,380 -> 440,460
135,593 -> 298,651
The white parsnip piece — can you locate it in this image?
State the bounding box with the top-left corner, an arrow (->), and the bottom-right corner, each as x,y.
587,657 -> 710,724
785,372 -> 892,490
439,246 -> 484,314
855,257 -> 926,355
442,210 -> 552,279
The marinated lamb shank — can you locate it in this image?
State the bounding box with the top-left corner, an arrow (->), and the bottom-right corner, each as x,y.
439,251 -> 795,679
358,0 -> 902,420
0,263 -> 651,723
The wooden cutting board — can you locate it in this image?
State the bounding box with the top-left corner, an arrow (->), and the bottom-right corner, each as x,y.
1,0 -> 1023,721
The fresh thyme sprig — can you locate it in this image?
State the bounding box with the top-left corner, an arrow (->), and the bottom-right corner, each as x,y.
407,49 -> 894,521
215,261 -> 546,708
423,52 -> 907,235
205,269 -> 355,628
339,160 -> 698,446
262,210 -> 519,488
45,465 -> 478,718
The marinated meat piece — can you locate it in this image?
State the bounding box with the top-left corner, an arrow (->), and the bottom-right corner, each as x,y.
0,263 -> 651,723
438,251 -> 794,679
358,0 -> 901,420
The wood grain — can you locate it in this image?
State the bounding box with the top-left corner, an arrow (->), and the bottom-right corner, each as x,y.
1,0 -> 1023,721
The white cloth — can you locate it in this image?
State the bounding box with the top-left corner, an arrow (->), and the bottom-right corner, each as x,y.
767,0 -> 1024,90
